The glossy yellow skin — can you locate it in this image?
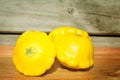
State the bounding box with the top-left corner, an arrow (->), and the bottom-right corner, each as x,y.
49,26 -> 94,69
56,35 -> 94,69
13,30 -> 56,76
49,26 -> 89,44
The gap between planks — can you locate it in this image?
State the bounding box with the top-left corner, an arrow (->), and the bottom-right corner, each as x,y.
0,31 -> 120,37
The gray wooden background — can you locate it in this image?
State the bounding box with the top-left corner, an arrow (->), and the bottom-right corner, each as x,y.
0,0 -> 120,47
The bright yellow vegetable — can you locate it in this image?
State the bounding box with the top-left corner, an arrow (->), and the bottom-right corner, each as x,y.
13,30 -> 56,76
56,35 -> 94,69
49,26 -> 94,69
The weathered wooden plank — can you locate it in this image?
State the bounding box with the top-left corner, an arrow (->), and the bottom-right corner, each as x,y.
0,34 -> 18,45
0,46 -> 120,80
0,34 -> 120,47
91,36 -> 120,48
0,0 -> 120,33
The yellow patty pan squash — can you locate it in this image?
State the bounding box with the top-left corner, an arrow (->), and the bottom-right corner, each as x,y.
56,35 -> 94,69
13,30 -> 56,76
49,26 -> 94,69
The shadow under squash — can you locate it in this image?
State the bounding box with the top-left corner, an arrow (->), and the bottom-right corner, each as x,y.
40,58 -> 61,76
40,59 -> 94,76
60,64 -> 94,72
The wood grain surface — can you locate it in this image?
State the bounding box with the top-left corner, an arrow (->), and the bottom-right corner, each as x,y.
0,0 -> 120,34
0,46 -> 120,80
0,0 -> 120,79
